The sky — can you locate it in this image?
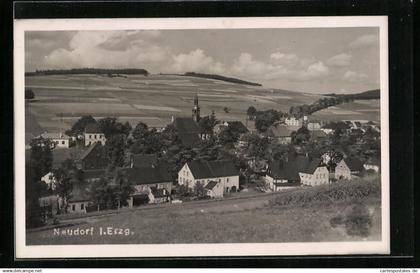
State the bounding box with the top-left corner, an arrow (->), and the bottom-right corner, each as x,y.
25,28 -> 380,94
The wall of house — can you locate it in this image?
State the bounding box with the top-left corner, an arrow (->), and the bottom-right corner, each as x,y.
335,160 -> 351,180
178,164 -> 196,188
134,182 -> 172,195
364,164 -> 379,173
195,175 -> 239,193
206,182 -> 224,198
84,133 -> 106,146
52,138 -> 69,148
299,167 -> 329,186
68,201 -> 89,213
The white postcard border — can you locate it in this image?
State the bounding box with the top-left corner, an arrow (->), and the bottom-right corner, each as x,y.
14,16 -> 390,258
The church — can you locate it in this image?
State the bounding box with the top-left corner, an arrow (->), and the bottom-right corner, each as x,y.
172,94 -> 211,146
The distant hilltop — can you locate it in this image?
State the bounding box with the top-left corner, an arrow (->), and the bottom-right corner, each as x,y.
324,89 -> 380,100
25,68 -> 150,76
182,72 -> 262,87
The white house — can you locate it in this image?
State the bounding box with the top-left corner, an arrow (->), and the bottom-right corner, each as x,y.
204,180 -> 224,198
178,160 -> 239,194
363,157 -> 380,173
298,158 -> 329,186
265,157 -> 306,192
40,132 -> 70,148
335,159 -> 352,180
84,123 -> 106,146
285,117 -> 302,127
307,121 -> 322,131
41,171 -> 56,191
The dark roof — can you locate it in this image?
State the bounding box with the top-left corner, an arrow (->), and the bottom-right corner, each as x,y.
268,155 -> 313,180
79,142 -> 108,170
85,123 -> 102,134
266,124 -> 294,138
204,180 -> 218,190
69,185 -> 90,203
310,130 -> 327,138
178,133 -> 200,146
365,157 -> 380,165
304,158 -> 322,174
227,121 -> 249,134
82,169 -> 105,180
80,142 -> 101,161
125,164 -> 172,185
187,160 -> 239,179
346,158 -> 364,172
173,117 -> 201,134
322,122 -> 351,130
131,154 -> 158,168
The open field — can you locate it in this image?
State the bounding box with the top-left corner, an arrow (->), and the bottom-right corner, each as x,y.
26,181 -> 381,245
311,99 -> 380,122
25,74 -> 381,136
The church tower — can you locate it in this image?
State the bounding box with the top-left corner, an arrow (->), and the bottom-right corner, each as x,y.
192,93 -> 200,122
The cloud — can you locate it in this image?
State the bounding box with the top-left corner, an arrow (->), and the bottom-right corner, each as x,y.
167,49 -> 226,74
326,53 -> 352,67
343,70 -> 368,82
269,52 -> 298,65
349,34 -> 378,49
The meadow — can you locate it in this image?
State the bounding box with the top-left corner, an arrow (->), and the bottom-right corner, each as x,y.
25,74 -> 380,137
26,178 -> 381,245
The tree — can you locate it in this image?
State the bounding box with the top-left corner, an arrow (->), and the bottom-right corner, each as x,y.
66,115 -> 97,137
218,127 -> 239,147
98,117 -> 132,138
25,89 -> 35,100
194,181 -> 206,198
292,126 -> 311,145
26,137 -> 53,227
198,111 -> 218,132
113,168 -> 134,209
53,159 -> 81,213
255,110 -> 281,132
132,122 -> 149,141
105,134 -> 127,170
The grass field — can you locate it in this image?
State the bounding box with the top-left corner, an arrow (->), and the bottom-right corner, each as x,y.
26,179 -> 381,245
25,74 -> 381,137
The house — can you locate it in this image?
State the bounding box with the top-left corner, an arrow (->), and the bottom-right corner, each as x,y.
126,164 -> 173,207
335,158 -> 364,180
40,132 -> 71,148
79,142 -> 108,170
310,130 -> 327,141
285,117 -> 302,127
173,117 -> 210,146
178,160 -> 239,194
266,123 -> 294,144
130,154 -> 158,168
204,180 -> 224,198
41,171 -> 56,191
82,169 -> 106,183
245,119 -> 257,133
265,157 -> 306,191
298,158 -> 329,186
226,121 -> 249,136
67,185 -> 91,213
307,121 -> 322,131
84,123 -> 106,146
364,157 -> 381,172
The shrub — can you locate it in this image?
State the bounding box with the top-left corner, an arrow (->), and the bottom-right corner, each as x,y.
271,178 -> 380,207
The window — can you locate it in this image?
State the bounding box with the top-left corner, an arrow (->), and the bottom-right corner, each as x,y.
94,135 -> 97,139
99,135 -> 102,139
81,203 -> 84,210
72,204 -> 75,211
227,178 -> 230,183
62,141 -> 65,144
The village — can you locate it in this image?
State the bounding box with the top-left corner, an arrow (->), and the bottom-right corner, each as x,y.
27,93 -> 381,225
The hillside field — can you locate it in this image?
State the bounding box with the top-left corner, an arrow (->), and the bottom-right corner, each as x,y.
25,74 -> 380,136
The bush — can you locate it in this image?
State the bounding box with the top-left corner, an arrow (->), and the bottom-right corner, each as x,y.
271,178 -> 380,207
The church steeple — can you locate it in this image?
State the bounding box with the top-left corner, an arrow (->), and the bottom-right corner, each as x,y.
192,93 -> 200,122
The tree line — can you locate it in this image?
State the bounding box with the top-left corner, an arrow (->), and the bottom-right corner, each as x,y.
25,68 -> 149,76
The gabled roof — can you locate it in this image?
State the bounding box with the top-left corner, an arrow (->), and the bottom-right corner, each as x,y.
346,158 -> 364,172
187,160 -> 239,179
125,164 -> 172,185
204,180 -> 218,190
82,169 -> 105,180
80,142 -> 108,170
310,130 -> 327,138
85,123 -> 103,134
173,117 -> 201,134
80,142 -> 102,161
266,124 -> 294,138
41,132 -> 70,140
227,121 -> 249,134
268,155 -> 322,180
304,158 -> 323,174
131,154 -> 158,168
69,184 -> 90,203
178,133 -> 200,146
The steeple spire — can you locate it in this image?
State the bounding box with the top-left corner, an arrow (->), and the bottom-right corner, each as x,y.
192,93 -> 200,122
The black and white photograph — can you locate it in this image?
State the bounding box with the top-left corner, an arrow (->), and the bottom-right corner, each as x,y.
14,17 -> 389,258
